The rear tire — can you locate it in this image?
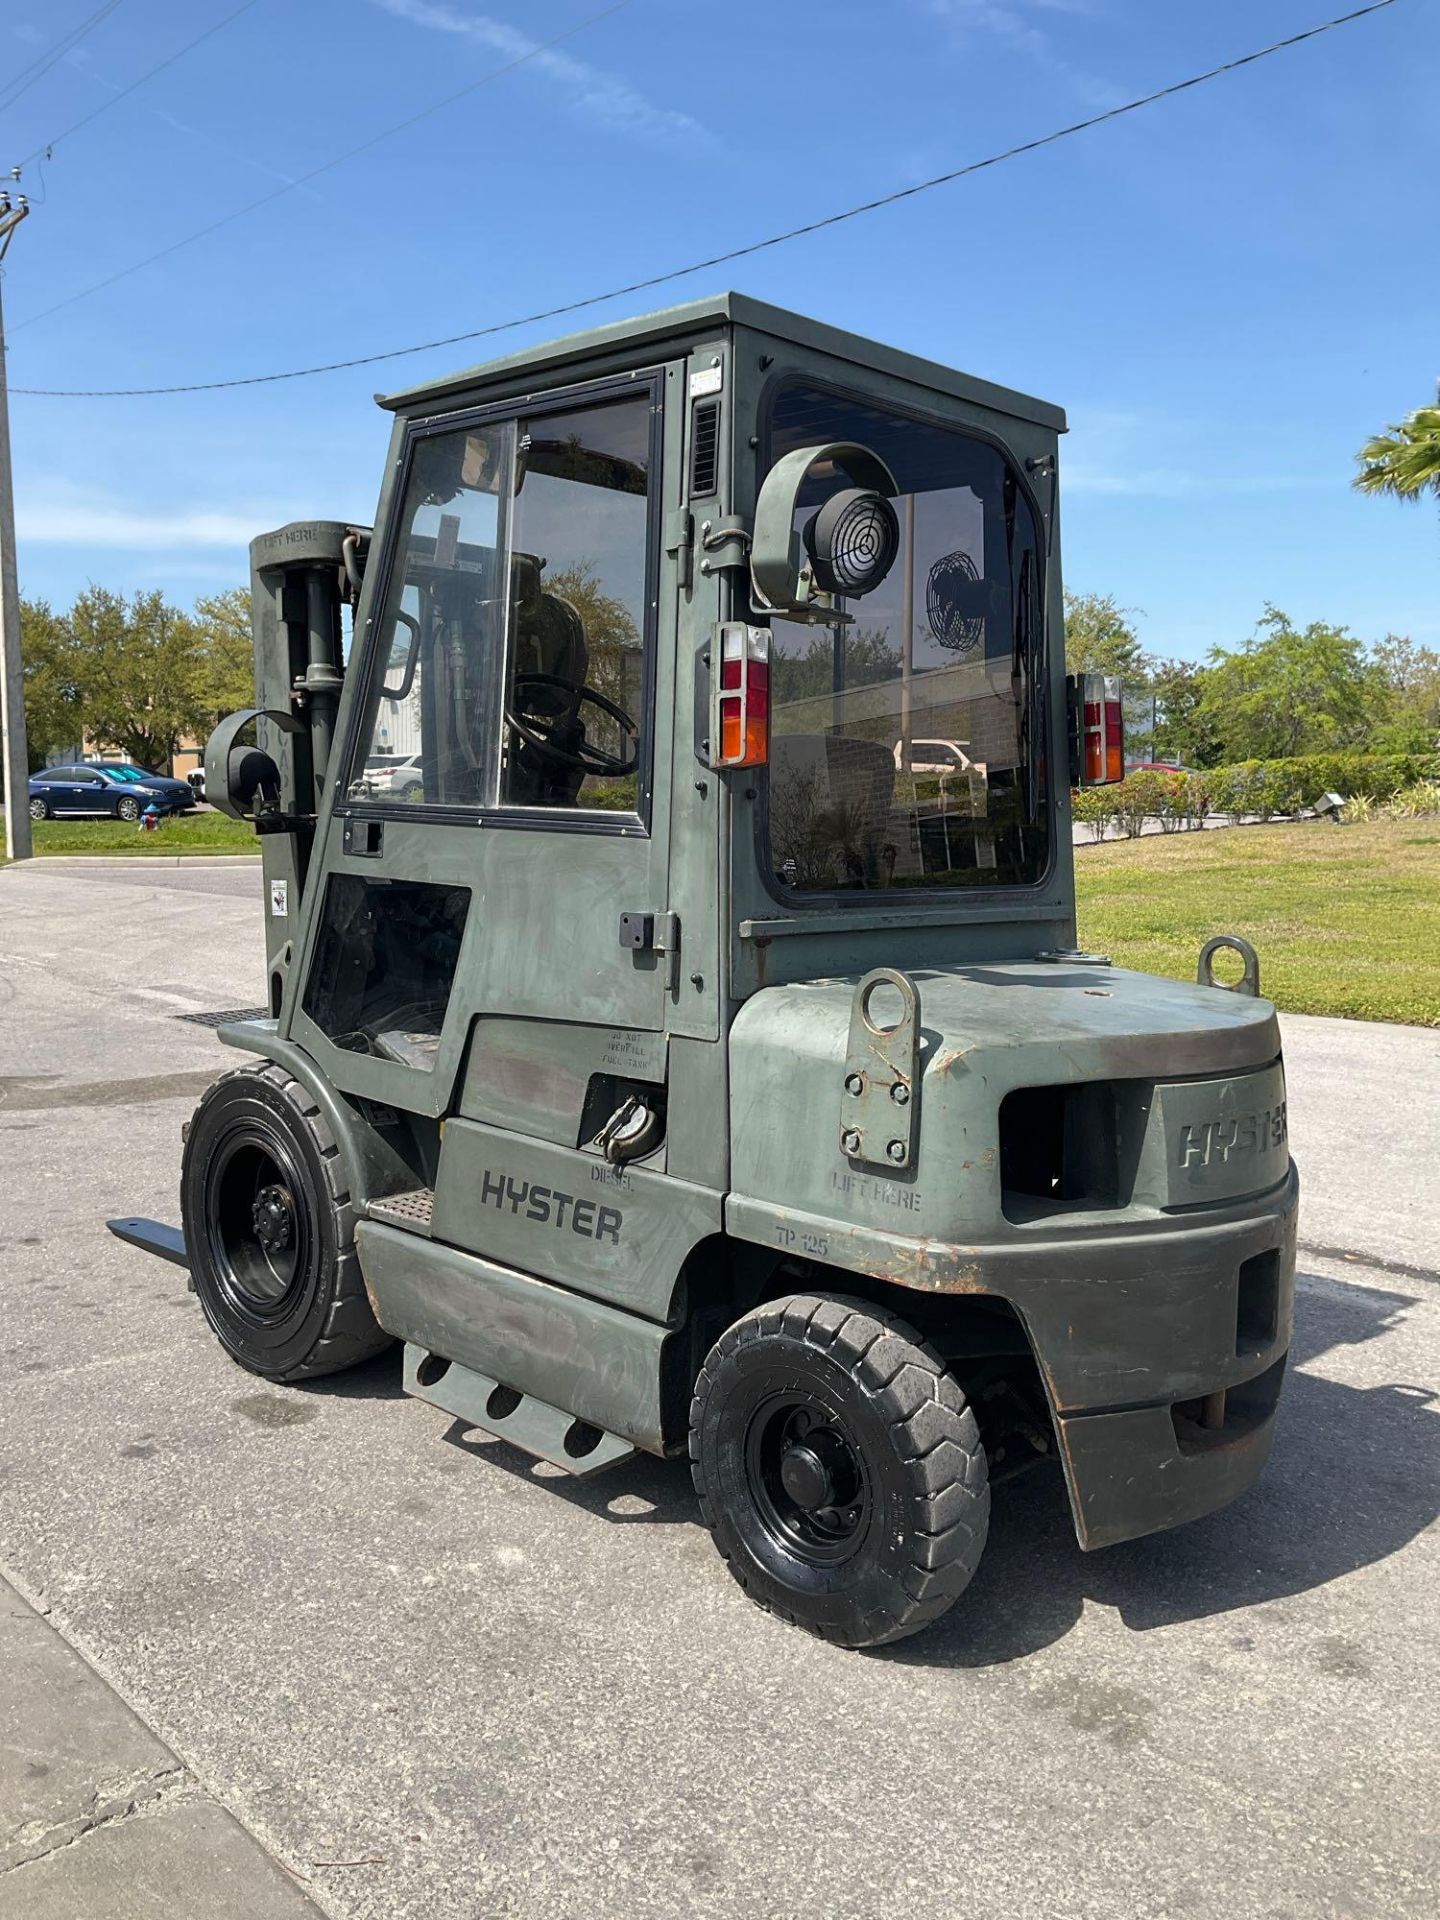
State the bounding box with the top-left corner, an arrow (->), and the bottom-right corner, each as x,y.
28,797 -> 49,820
181,1063 -> 392,1380
690,1293 -> 989,1649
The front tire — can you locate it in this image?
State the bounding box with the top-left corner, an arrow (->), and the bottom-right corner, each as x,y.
690,1294 -> 989,1649
115,795 -> 141,822
181,1064 -> 392,1380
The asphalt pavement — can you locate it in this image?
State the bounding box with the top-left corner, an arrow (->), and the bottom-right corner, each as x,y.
1,859 -> 1436,1920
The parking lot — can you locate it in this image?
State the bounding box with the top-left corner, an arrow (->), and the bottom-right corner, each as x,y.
2,859 -> 1437,1920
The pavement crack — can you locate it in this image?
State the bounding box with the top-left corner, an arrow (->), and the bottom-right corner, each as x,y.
2,1763 -> 199,1875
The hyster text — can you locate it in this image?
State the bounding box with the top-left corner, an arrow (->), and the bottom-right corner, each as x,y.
480,1170 -> 622,1244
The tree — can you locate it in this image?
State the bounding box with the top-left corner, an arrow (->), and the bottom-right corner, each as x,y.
192,588 -> 256,718
1354,405 -> 1440,504
1192,606 -> 1389,763
65,586 -> 214,770
1368,633 -> 1440,751
542,560 -> 642,727
19,597 -> 81,770
1063,591 -> 1148,680
771,626 -> 901,710
1146,656 -> 1221,768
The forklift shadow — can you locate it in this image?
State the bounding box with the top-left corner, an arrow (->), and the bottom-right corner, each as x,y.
881,1268 -> 1440,1670
440,1420 -> 700,1524
301,1344 -> 409,1402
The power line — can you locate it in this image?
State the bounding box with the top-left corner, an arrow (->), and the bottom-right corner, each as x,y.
10,0 -> 265,174
10,0 -> 638,334
11,0 -> 1401,400
0,1 -> 127,115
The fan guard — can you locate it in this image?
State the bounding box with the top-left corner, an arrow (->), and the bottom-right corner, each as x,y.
926,550 -> 985,656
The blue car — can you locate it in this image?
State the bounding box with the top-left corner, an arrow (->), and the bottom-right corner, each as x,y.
28,762 -> 197,823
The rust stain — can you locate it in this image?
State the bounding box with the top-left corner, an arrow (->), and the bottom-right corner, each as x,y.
871,1236 -> 986,1293
933,1046 -> 978,1075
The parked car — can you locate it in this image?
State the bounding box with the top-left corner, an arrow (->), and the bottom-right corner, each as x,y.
28,762 -> 198,822
893,738 -> 975,777
186,766 -> 206,802
357,752 -> 425,802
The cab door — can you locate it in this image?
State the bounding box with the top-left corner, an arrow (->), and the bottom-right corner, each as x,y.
286,371 -> 679,1148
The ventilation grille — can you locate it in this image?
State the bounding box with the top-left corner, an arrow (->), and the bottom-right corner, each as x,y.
690,401 -> 720,498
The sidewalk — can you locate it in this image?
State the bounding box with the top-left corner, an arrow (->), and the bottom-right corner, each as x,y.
1,1574 -> 320,1920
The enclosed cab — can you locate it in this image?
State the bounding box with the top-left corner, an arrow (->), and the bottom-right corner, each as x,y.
113,295 -> 1297,1648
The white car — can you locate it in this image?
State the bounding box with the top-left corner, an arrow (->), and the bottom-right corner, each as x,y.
894,738 -> 975,778
360,753 -> 425,801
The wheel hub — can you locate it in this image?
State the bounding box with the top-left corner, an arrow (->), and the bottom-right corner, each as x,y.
251,1183 -> 295,1253
746,1398 -> 870,1566
779,1439 -> 837,1512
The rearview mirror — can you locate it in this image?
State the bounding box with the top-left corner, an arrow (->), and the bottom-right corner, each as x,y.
203,707 -> 305,821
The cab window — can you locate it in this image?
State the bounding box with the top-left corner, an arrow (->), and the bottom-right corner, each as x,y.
345,387 -> 655,820
764,384 -> 1048,894
500,394 -> 652,813
346,420 -> 513,809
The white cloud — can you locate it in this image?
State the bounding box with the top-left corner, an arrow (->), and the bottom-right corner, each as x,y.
1060,405 -> 1338,498
927,0 -> 1094,53
372,0 -> 707,143
923,0 -> 1123,109
17,491 -> 277,550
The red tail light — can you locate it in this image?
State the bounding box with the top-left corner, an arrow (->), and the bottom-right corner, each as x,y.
1072,673 -> 1125,787
711,622 -> 770,768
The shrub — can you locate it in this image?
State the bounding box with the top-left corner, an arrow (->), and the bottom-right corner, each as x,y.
1206,753 -> 1440,817
1385,781 -> 1440,819
1340,794 -> 1376,824
1072,753 -> 1440,839
1119,768 -> 1185,835
1071,788 -> 1119,838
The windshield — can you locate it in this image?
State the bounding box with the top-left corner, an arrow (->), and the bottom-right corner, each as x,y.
105,766 -> 151,783
764,385 -> 1048,894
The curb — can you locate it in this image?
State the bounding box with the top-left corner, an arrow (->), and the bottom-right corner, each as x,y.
2,855 -> 262,870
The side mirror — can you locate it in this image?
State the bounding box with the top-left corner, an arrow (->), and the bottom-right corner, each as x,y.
751,441 -> 899,621
203,707 -> 305,822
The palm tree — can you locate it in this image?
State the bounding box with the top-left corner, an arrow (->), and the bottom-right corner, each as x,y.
1354,403 -> 1440,502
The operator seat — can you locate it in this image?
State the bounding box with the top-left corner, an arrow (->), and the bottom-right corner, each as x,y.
505,552 -> 591,805
510,552 -> 588,685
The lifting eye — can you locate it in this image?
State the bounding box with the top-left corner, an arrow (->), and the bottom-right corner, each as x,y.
802,487 -> 900,598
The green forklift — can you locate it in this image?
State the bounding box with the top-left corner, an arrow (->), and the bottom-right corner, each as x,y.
111,295 -> 1297,1648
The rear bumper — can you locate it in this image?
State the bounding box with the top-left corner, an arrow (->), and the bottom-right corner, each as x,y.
729,1160 -> 1299,1550
996,1165 -> 1299,1548
1056,1353 -> 1286,1549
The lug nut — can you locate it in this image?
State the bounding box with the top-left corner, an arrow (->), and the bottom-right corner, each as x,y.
845,1073 -> 864,1096
841,1129 -> 861,1155
886,1139 -> 906,1163
890,1082 -> 910,1106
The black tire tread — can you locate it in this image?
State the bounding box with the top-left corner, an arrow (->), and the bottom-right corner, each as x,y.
189,1063 -> 388,1381
689,1292 -> 989,1649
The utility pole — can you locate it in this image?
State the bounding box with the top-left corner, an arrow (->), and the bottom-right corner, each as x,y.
0,185 -> 32,862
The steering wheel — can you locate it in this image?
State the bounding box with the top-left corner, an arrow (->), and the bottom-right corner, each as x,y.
505,671 -> 640,777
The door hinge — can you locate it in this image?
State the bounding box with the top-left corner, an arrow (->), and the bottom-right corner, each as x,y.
665,509 -> 694,592
618,910 -> 680,992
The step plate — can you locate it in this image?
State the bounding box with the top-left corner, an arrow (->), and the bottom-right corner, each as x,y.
401,1343 -> 635,1478
367,1188 -> 435,1235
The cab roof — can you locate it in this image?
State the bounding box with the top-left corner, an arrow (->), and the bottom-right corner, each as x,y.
378,292 -> 1067,433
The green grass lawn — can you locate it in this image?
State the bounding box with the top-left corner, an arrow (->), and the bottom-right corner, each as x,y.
8,807 -> 1436,1025
1077,820 -> 1440,1027
2,810 -> 257,858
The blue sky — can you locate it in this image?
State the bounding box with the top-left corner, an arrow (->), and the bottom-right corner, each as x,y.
4,0 -> 1436,658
